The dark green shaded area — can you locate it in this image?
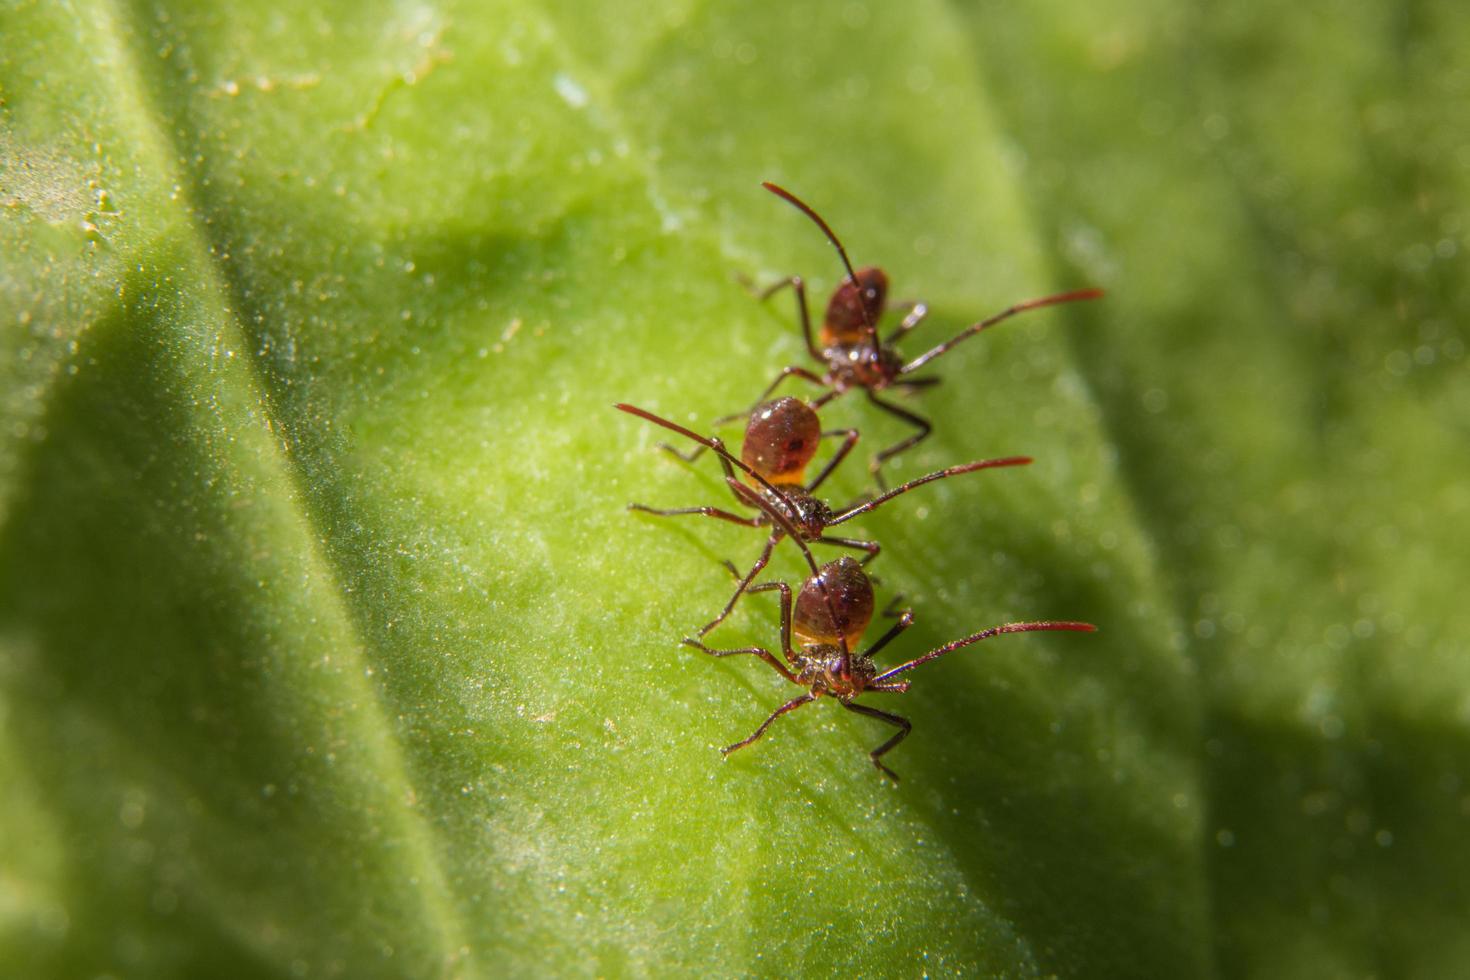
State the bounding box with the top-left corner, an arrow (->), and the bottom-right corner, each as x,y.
953,0 -> 1470,974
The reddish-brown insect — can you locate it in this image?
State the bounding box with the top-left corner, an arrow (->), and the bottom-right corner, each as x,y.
746,181 -> 1104,487
685,555 -> 1095,780
617,400 -> 1030,637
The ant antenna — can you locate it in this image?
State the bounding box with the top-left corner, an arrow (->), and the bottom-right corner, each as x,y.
762,182 -> 879,338
873,621 -> 1096,683
824,456 -> 1033,527
898,288 -> 1106,376
762,182 -> 860,288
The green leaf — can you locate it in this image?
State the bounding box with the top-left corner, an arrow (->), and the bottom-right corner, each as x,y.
2,0 -> 1466,976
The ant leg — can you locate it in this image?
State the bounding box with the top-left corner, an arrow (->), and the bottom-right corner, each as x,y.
713,366 -> 828,425
745,579 -> 798,662
815,535 -> 880,565
685,577 -> 796,680
753,276 -> 800,301
745,274 -> 821,362
879,594 -> 908,618
658,441 -> 708,464
826,455 -> 1032,525
682,637 -> 796,684
691,573 -> 801,657
810,388 -> 842,411
863,390 -> 931,490
722,693 -> 817,756
697,534 -> 779,636
884,302 -> 929,346
627,503 -> 761,527
841,702 -> 911,781
804,428 -> 860,493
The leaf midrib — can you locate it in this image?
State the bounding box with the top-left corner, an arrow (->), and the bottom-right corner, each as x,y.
88,0 -> 477,971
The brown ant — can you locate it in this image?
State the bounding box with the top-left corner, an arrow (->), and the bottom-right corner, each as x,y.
745,181 -> 1104,487
616,399 -> 1030,637
684,555 -> 1095,781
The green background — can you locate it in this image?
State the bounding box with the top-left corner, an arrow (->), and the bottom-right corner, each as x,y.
2,0 -> 1467,976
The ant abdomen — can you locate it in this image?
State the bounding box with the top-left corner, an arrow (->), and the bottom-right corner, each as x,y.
822,266 -> 889,345
794,556 -> 874,649
741,397 -> 821,485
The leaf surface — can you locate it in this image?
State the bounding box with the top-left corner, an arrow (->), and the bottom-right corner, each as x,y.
2,1 -> 1465,976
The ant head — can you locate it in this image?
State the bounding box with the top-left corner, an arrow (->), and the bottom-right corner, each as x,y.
742,397 -> 821,486
794,557 -> 874,650
823,266 -> 888,345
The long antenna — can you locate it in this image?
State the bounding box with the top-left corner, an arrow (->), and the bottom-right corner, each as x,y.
827,456 -> 1033,526
900,288 -> 1104,375
762,182 -> 860,287
873,621 -> 1095,682
762,181 -> 879,340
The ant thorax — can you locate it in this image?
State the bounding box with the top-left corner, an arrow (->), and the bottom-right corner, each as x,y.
818,266 -> 902,391
791,644 -> 877,700
822,341 -> 904,392
753,483 -> 832,540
